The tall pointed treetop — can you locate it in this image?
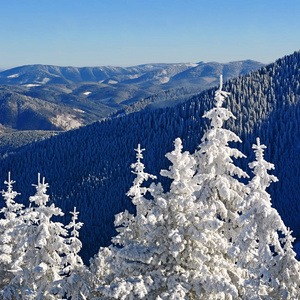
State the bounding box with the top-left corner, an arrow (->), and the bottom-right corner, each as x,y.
198,74 -> 248,179
126,144 -> 156,203
203,75 -> 234,129
66,207 -> 83,239
113,144 -> 157,247
249,137 -> 278,191
29,173 -> 50,206
1,172 -> 21,211
214,74 -> 230,108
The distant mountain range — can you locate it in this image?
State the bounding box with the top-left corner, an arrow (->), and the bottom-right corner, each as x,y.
0,61 -> 263,87
0,60 -> 263,134
0,51 -> 299,264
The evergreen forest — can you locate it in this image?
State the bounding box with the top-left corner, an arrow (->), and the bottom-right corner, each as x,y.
0,50 -> 300,267
1,73 -> 300,299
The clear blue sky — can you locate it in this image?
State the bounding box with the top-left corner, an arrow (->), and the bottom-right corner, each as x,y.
1,0 -> 299,69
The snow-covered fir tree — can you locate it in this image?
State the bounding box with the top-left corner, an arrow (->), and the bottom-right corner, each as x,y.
90,144 -> 159,299
92,137 -> 249,299
93,144 -> 158,298
52,207 -> 90,300
0,172 -> 23,298
112,144 -> 157,248
231,138 -> 300,299
194,75 -> 249,244
157,138 -> 246,299
8,174 -> 67,300
89,246 -> 114,299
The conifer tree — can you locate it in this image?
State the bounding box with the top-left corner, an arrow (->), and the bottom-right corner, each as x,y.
52,207 -> 90,300
10,174 -> 67,300
93,138 -> 247,299
112,144 -> 157,247
91,144 -> 158,299
0,172 -> 23,298
89,246 -> 114,299
194,75 -> 249,244
231,138 -> 300,299
157,138 -> 245,299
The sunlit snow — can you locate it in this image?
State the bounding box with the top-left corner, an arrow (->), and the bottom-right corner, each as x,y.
160,77 -> 170,84
108,80 -> 118,84
7,74 -> 20,78
22,84 -> 41,87
51,114 -> 82,130
73,108 -> 85,113
128,74 -> 142,79
40,78 -> 50,84
186,63 -> 199,67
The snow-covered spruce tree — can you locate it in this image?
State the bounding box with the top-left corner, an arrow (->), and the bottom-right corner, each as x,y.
51,207 -> 90,300
91,144 -> 161,299
0,172 -> 23,296
156,138 -> 247,299
191,76 -> 250,297
194,75 -> 249,242
89,246 -> 114,299
93,138 -> 247,299
9,174 -> 67,300
231,138 -> 300,299
112,144 -> 157,248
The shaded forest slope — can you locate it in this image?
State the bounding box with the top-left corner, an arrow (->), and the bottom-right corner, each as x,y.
0,51 -> 299,263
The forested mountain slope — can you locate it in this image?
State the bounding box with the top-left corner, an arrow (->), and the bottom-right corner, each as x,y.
0,130 -> 59,155
0,51 -> 299,263
0,61 -> 263,134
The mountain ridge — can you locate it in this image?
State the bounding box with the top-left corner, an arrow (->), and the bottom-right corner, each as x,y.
0,60 -> 264,134
0,51 -> 299,263
0,60 -> 263,86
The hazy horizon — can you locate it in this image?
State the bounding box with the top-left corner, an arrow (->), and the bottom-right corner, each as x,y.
0,59 -> 267,71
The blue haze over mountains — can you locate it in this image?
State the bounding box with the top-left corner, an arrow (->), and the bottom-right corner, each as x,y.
0,52 -> 300,263
0,60 -> 263,134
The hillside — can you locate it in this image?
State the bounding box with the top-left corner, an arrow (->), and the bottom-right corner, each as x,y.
0,130 -> 59,155
0,51 -> 299,263
0,61 -> 263,134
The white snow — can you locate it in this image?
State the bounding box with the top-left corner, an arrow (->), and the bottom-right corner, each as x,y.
108,80 -> 118,84
40,78 -> 50,84
73,108 -> 85,113
22,84 -> 41,87
128,74 -> 142,79
50,114 -> 82,130
185,63 -> 199,67
160,76 -> 170,84
7,74 -> 20,78
35,78 -> 50,84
